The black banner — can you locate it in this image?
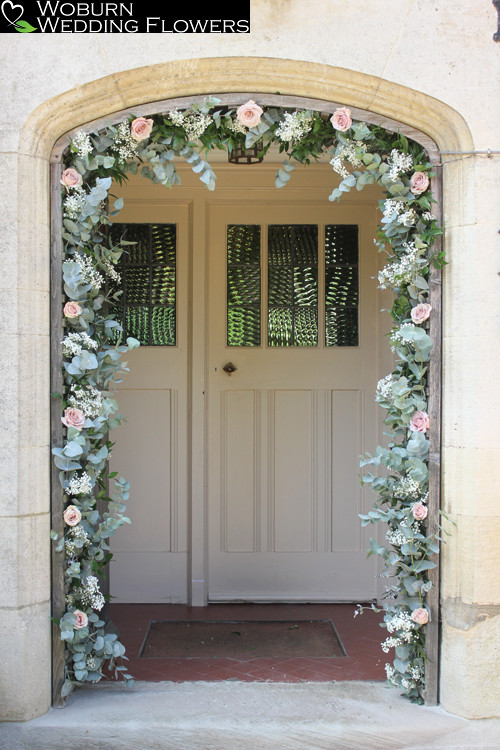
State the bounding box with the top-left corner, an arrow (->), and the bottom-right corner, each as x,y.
0,0 -> 250,33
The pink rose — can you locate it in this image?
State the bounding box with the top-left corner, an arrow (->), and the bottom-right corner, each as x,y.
412,502 -> 428,521
410,171 -> 430,195
63,301 -> 82,319
63,505 -> 82,526
330,107 -> 352,132
73,610 -> 88,629
409,410 -> 429,433
61,407 -> 86,431
130,117 -> 154,141
236,100 -> 263,128
411,608 -> 429,626
61,168 -> 83,189
410,303 -> 432,325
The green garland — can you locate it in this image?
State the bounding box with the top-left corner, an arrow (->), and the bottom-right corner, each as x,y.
52,96 -> 444,702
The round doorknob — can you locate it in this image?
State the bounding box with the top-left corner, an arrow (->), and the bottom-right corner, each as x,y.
222,362 -> 238,375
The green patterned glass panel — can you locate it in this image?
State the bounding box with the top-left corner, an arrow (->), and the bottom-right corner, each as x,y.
268,308 -> 293,346
325,225 -> 358,347
110,223 -> 176,346
325,308 -> 358,347
151,306 -> 176,346
125,306 -> 150,345
227,308 -> 261,347
227,225 -> 261,346
268,225 -> 318,346
125,267 -> 149,304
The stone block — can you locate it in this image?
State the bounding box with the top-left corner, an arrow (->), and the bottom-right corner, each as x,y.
0,601 -> 51,721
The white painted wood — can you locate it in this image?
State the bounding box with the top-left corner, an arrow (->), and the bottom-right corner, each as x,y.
109,205 -> 190,603
207,202 -> 383,601
106,166 -> 390,605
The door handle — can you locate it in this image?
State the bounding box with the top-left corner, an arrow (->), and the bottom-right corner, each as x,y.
222,362 -> 238,375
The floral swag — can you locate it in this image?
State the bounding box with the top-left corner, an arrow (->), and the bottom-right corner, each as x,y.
52,97 -> 445,702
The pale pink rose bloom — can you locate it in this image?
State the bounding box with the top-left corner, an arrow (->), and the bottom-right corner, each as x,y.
412,502 -> 428,521
61,407 -> 86,431
409,410 -> 430,433
236,100 -> 263,128
411,608 -> 429,626
63,505 -> 82,526
130,117 -> 154,141
410,303 -> 432,325
63,301 -> 82,319
73,610 -> 88,629
330,107 -> 352,132
410,171 -> 430,195
60,168 -> 83,189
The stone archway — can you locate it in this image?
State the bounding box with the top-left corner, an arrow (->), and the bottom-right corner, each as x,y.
15,57 -> 474,718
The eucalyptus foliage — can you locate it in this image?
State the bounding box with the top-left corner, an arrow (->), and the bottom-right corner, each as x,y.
53,97 -> 444,702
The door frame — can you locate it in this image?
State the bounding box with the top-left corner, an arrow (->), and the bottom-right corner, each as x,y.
50,90 -> 442,705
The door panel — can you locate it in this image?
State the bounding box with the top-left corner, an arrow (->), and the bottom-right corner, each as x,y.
109,205 -> 189,603
207,203 -> 379,601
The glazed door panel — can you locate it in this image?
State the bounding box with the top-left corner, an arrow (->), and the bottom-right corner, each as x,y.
109,205 -> 189,602
207,202 -> 380,601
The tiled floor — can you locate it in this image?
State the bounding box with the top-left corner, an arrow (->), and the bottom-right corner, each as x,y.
109,603 -> 386,683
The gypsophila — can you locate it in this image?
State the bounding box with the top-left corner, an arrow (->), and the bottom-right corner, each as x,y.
387,149 -> 413,182
78,576 -> 105,611
100,257 -> 121,283
65,472 -> 94,496
385,610 -> 416,635
386,527 -> 407,547
330,155 -> 350,179
168,109 -> 185,126
397,208 -> 418,227
376,374 -> 395,400
64,524 -> 90,556
382,199 -> 405,220
183,112 -> 212,142
393,476 -> 423,500
275,110 -> 313,144
113,121 -> 138,162
73,254 -> 104,290
390,324 -> 416,349
62,332 -> 99,358
68,384 -> 103,418
228,118 -> 247,134
378,242 -> 424,290
72,130 -> 93,157
63,189 -> 87,218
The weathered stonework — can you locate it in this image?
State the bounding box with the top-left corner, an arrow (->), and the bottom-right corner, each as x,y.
1,1 -> 499,721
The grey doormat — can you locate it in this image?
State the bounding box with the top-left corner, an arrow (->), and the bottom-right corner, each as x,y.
141,619 -> 345,658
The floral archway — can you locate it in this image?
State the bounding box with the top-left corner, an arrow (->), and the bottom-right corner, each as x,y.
51,96 -> 444,704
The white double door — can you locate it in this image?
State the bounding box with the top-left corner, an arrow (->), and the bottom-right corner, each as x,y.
110,190 -> 384,604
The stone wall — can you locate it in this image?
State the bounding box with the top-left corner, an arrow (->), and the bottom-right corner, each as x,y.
0,0 -> 499,720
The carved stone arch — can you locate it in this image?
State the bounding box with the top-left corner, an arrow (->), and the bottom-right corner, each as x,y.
18,56 -> 473,712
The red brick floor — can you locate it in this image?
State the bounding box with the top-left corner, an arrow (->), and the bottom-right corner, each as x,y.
109,603 -> 386,683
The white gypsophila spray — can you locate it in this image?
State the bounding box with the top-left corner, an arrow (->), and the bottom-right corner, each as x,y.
183,112 -> 212,142
64,524 -> 91,556
65,472 -> 94,496
376,374 -> 396,400
113,121 -> 138,162
275,110 -> 313,144
386,149 -> 414,182
73,130 -> 93,157
377,242 -> 424,290
62,332 -> 99,358
70,254 -> 104,290
64,188 -> 87,218
68,384 -> 103,418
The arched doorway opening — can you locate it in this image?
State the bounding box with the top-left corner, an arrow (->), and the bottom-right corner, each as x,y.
46,75 -> 454,704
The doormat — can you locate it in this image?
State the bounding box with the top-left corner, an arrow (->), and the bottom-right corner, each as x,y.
140,620 -> 345,658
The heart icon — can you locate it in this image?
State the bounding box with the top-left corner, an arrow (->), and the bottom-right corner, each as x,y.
1,0 -> 24,26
